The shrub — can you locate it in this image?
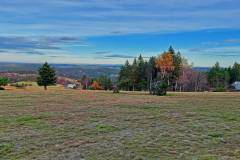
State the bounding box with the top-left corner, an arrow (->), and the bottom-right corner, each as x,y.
91,81 -> 102,90
12,83 -> 27,89
213,87 -> 226,92
113,86 -> 119,93
0,77 -> 8,87
151,81 -> 168,96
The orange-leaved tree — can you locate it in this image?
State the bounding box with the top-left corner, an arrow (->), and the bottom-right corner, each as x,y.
91,80 -> 102,90
155,51 -> 175,83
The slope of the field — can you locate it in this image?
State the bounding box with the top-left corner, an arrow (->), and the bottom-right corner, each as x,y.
0,87 -> 240,160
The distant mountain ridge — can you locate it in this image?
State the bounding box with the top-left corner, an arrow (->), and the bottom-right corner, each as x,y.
0,62 -> 210,79
193,67 -> 211,72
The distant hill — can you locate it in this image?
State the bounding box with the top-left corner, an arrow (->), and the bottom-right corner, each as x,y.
193,67 -> 211,72
0,62 -> 121,79
0,62 -> 210,80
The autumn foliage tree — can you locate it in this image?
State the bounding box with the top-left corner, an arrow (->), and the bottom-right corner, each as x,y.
117,46 -> 240,93
91,80 -> 102,90
178,65 -> 208,92
155,51 -> 175,84
118,47 -> 184,95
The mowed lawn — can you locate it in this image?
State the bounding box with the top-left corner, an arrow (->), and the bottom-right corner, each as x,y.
0,87 -> 240,160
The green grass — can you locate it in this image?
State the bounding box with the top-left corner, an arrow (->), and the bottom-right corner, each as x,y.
15,115 -> 49,130
0,89 -> 240,159
16,81 -> 38,86
95,124 -> 118,133
0,143 -> 14,157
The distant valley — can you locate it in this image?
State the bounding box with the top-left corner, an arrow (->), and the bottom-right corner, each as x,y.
0,62 -> 121,79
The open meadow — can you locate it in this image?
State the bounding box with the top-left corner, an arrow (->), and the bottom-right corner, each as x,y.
0,87 -> 240,160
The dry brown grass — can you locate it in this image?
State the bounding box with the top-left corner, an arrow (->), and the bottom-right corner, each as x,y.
0,86 -> 240,159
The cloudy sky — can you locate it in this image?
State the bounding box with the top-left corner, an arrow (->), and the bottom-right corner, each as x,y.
0,0 -> 240,66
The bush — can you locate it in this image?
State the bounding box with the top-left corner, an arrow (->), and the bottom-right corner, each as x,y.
151,81 -> 168,96
213,87 -> 226,92
91,81 -> 102,90
113,86 -> 119,94
12,83 -> 27,89
0,77 -> 9,86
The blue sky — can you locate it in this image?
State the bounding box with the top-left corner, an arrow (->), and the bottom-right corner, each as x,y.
0,0 -> 240,66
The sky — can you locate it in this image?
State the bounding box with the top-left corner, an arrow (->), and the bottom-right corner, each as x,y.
0,0 -> 240,67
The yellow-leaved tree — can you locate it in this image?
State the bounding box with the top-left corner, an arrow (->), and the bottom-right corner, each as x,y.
155,51 -> 175,84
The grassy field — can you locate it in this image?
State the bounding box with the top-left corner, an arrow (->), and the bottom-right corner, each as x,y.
0,86 -> 240,160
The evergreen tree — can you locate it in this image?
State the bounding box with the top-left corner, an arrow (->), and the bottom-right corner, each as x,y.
0,77 -> 9,90
224,69 -> 230,88
98,75 -> 113,90
136,54 -> 147,90
230,62 -> 240,83
118,60 -> 132,90
146,57 -> 157,92
172,51 -> 183,90
37,62 -> 57,90
131,58 -> 138,91
208,62 -> 229,89
168,46 -> 175,55
165,47 -> 183,90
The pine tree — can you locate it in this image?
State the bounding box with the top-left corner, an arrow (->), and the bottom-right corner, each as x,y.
146,57 -> 157,93
208,62 -> 229,89
137,54 -> 147,90
98,75 -> 113,90
168,46 -> 175,55
118,60 -> 132,90
172,51 -> 183,90
131,58 -> 138,91
37,62 -> 57,90
230,62 -> 240,83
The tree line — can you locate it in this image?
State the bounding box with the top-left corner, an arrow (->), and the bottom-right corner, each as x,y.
36,63 -> 113,90
118,46 -> 185,95
118,46 -> 240,95
208,62 -> 240,91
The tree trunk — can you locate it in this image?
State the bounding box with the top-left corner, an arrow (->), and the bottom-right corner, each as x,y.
149,74 -> 153,94
175,81 -> 178,91
44,85 -> 47,90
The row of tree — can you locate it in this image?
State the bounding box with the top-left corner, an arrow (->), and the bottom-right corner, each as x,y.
80,75 -> 113,90
118,46 -> 240,94
208,62 -> 240,90
37,62 -> 114,90
0,62 -> 114,91
118,47 -> 183,95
